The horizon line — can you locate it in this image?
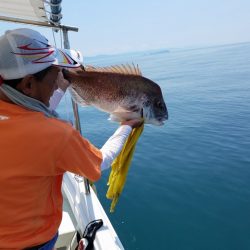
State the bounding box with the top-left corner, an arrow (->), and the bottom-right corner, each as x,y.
84,40 -> 250,58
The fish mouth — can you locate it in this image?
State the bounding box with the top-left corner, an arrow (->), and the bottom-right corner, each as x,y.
157,115 -> 168,125
157,121 -> 164,126
158,114 -> 168,122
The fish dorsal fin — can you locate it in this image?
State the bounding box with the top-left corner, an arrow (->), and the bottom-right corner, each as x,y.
85,64 -> 142,76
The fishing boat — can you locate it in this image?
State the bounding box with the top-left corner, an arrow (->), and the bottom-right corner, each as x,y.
0,1 -> 124,249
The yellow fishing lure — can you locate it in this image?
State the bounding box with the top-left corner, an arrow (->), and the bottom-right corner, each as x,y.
106,124 -> 144,212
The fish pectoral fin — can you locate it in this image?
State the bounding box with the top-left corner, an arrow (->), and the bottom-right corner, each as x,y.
109,111 -> 139,122
112,106 -> 131,113
108,114 -> 123,122
68,87 -> 90,106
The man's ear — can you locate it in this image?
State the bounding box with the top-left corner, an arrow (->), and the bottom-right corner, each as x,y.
16,75 -> 36,97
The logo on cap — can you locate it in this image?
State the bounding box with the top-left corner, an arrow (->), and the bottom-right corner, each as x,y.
12,39 -> 55,64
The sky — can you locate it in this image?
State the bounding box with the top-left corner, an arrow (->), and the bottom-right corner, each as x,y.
1,0 -> 250,56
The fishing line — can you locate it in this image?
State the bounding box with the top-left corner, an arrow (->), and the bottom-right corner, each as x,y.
64,92 -> 71,123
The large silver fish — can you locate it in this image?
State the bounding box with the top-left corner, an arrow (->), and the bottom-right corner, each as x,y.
63,64 -> 168,125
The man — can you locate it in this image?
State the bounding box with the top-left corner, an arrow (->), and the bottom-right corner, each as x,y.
0,28 -> 142,249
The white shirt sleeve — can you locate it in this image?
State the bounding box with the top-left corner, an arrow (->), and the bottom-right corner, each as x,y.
100,125 -> 132,171
49,88 -> 65,111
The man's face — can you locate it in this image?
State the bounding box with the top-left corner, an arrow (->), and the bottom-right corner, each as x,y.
33,66 -> 60,106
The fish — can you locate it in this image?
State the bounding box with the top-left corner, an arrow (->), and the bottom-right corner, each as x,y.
63,64 -> 168,125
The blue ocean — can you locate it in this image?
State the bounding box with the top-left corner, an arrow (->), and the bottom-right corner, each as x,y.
58,42 -> 250,250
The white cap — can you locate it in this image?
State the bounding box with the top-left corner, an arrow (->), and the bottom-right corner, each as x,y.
0,28 -> 83,80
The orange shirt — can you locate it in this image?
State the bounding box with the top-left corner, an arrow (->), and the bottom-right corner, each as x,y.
0,100 -> 102,249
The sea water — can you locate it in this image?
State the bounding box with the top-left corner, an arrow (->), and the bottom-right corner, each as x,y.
58,42 -> 250,250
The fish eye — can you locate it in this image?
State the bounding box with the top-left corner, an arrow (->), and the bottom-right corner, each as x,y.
144,100 -> 151,106
156,101 -> 164,109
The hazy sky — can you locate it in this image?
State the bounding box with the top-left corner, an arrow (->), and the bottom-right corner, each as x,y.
1,0 -> 250,56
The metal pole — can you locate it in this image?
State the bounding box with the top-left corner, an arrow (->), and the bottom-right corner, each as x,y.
0,15 -> 78,32
62,27 -> 91,194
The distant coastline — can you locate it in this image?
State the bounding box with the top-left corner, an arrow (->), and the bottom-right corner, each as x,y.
85,41 -> 250,59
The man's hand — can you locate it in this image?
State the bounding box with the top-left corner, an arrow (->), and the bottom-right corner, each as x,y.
121,118 -> 144,129
56,71 -> 71,92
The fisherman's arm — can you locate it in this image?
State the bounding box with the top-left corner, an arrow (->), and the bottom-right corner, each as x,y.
49,71 -> 70,110
55,119 -> 142,180
100,119 -> 143,171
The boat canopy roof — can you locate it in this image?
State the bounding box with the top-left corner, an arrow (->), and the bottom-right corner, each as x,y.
0,0 -> 63,27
